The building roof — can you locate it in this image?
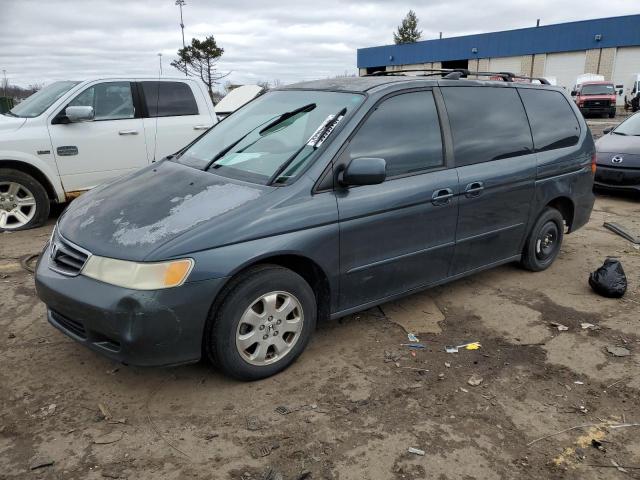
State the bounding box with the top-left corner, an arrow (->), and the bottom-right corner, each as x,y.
357,14 -> 640,69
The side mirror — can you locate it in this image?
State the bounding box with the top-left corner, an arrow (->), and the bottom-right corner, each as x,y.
603,127 -> 614,134
340,157 -> 386,186
65,106 -> 94,122
570,90 -> 577,96
618,89 -> 624,95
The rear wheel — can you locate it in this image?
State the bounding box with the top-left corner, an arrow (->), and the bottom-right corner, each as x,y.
521,207 -> 564,272
0,169 -> 50,231
205,265 -> 317,380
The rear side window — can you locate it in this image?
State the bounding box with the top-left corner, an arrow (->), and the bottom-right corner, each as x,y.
442,87 -> 532,166
518,89 -> 580,151
348,91 -> 443,177
141,81 -> 198,117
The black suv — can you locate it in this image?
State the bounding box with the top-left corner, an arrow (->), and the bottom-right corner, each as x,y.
36,71 -> 596,380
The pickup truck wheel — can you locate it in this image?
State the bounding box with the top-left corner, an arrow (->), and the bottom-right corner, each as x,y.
0,169 -> 50,231
205,265 -> 316,380
521,207 -> 564,272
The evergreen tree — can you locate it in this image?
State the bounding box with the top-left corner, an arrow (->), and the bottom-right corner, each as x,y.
394,10 -> 422,44
171,36 -> 228,99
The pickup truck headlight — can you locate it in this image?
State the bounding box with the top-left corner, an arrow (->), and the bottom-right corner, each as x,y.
81,256 -> 194,290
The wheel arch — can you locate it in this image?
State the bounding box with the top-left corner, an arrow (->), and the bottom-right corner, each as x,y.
0,159 -> 62,202
546,196 -> 575,231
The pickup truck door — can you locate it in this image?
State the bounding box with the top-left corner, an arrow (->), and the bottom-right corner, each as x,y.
138,81 -> 215,162
48,81 -> 148,193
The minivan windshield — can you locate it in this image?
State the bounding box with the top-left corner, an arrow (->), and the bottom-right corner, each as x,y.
174,90 -> 364,184
581,84 -> 614,96
612,113 -> 640,136
6,81 -> 80,118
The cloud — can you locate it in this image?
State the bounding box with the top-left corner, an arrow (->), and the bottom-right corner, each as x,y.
1,0 -> 638,88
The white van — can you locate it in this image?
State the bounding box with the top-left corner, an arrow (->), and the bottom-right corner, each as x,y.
0,77 -> 216,230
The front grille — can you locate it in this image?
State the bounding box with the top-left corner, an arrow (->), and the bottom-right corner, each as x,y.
596,166 -> 640,186
50,310 -> 87,339
49,232 -> 90,276
583,100 -> 611,108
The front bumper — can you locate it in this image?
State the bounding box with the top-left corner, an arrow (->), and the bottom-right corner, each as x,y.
594,166 -> 640,193
35,243 -> 228,367
579,105 -> 615,115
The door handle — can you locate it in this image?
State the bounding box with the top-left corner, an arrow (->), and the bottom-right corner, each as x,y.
193,125 -> 211,130
431,188 -> 454,206
118,130 -> 139,135
464,181 -> 484,198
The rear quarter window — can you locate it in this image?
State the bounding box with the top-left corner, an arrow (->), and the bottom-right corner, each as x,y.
518,89 -> 580,151
141,81 -> 199,117
441,86 -> 533,167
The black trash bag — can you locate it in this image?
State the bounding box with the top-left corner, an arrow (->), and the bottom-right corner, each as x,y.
589,258 -> 627,298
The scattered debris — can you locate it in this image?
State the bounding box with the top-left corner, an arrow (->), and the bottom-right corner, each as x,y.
574,381 -> 584,385
296,471 -> 312,480
603,222 -> 640,244
7,332 -> 15,339
438,373 -> 445,380
246,416 -> 262,431
262,468 -> 284,480
550,322 -> 569,331
20,253 -> 39,274
460,387 -> 469,393
258,445 -> 272,457
580,323 -> 600,330
94,431 -> 124,445
589,258 -> 627,298
101,470 -> 125,479
611,459 -> 629,473
591,438 -> 606,452
607,346 -> 631,357
98,403 -> 112,420
275,406 -> 292,416
401,343 -> 425,349
407,333 -> 419,342
468,374 -> 484,387
39,403 -> 57,418
29,456 -> 54,470
204,433 -> 219,440
445,342 -> 481,353
444,362 -> 451,368
408,447 -> 425,456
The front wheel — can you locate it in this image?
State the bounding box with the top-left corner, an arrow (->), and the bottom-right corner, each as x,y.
205,265 -> 317,380
521,207 -> 564,272
0,169 -> 50,231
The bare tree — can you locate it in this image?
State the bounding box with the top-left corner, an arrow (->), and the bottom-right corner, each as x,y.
170,35 -> 229,99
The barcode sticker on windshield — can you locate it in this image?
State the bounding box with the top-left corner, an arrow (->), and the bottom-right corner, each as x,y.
306,114 -> 344,148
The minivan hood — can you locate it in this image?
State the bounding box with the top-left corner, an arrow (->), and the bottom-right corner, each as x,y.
58,161 -> 270,261
0,114 -> 27,132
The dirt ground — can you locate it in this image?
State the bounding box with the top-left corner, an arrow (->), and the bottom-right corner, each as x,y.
1,117 -> 639,480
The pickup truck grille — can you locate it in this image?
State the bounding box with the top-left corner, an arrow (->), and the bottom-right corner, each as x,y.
583,100 -> 611,108
49,232 -> 90,276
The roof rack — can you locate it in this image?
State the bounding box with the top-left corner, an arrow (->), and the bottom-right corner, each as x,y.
364,68 -> 550,85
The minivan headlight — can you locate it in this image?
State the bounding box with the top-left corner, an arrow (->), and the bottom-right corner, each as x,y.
81,256 -> 194,290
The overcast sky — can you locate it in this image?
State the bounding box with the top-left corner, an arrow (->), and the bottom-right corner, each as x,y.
1,0 -> 638,89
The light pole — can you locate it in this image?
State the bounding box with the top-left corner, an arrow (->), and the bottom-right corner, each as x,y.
175,0 -> 187,76
2,70 -> 6,98
157,53 -> 163,76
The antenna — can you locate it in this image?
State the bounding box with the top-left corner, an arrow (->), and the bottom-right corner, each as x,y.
175,0 -> 188,77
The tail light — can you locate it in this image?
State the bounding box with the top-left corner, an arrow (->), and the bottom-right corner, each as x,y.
591,152 -> 597,174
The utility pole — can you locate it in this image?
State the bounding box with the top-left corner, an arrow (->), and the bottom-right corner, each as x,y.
175,0 -> 187,77
2,70 -> 7,98
157,53 -> 163,76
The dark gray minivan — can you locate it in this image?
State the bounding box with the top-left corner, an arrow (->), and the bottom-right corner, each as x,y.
35,74 -> 595,380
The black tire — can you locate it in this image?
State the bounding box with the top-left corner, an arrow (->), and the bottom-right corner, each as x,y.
0,168 -> 50,231
608,111 -> 616,119
521,207 -> 564,272
204,265 -> 317,380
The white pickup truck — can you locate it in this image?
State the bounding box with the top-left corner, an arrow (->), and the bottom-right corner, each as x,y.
0,76 -> 216,230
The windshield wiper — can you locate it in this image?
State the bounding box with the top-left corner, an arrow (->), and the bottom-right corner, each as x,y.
267,107 -> 347,185
204,104 -> 317,171
3,111 -> 18,117
259,103 -> 316,135
612,131 -> 627,136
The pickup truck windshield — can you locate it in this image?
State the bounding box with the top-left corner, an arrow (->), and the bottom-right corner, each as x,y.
581,84 -> 614,96
174,90 -> 364,184
7,81 -> 80,118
